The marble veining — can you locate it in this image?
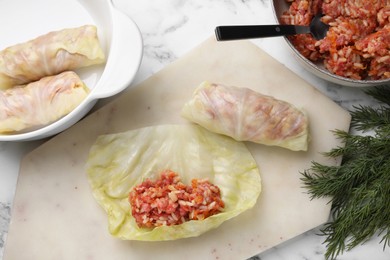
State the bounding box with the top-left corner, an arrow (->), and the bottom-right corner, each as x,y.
1,0 -> 389,259
0,202 -> 10,260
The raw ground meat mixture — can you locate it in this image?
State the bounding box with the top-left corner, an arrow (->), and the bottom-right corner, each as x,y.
281,0 -> 390,80
129,170 -> 225,228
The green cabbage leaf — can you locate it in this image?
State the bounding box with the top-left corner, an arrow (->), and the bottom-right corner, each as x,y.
86,124 -> 261,241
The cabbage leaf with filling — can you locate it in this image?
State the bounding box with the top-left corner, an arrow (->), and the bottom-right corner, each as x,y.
86,124 -> 261,241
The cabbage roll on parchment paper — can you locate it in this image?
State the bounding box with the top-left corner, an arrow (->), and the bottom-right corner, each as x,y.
0,25 -> 105,89
181,81 -> 309,151
0,71 -> 89,133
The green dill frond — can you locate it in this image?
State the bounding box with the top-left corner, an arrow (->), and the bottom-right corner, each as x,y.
301,86 -> 390,260
365,86 -> 390,106
351,105 -> 390,132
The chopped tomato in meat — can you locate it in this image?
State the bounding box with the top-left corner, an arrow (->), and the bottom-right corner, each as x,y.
281,0 -> 390,80
129,170 -> 225,228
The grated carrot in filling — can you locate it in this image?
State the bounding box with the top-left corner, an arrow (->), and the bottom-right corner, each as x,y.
129,170 -> 225,228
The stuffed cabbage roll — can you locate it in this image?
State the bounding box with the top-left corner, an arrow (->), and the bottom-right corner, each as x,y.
0,25 -> 105,89
86,124 -> 261,241
0,71 -> 89,133
181,82 -> 309,151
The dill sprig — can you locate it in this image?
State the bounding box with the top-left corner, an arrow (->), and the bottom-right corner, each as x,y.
301,86 -> 390,260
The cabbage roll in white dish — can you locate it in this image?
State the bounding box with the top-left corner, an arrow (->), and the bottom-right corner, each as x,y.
181,81 -> 309,151
0,71 -> 89,133
0,25 -> 105,89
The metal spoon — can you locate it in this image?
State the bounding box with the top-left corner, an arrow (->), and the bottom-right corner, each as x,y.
215,14 -> 329,41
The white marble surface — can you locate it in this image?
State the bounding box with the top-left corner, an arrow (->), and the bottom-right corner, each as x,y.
0,0 -> 389,259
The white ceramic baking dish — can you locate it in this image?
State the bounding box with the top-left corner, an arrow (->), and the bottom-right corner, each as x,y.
0,0 -> 143,141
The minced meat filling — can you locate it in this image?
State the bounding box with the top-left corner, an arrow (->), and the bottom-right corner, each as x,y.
129,170 -> 225,228
281,0 -> 389,80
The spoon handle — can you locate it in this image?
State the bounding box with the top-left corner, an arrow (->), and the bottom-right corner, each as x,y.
215,25 -> 310,41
